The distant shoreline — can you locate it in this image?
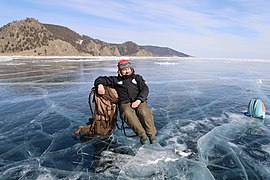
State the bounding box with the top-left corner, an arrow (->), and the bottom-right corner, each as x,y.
0,56 -> 269,62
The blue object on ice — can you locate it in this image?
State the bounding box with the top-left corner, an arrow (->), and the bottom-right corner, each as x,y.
245,98 -> 266,119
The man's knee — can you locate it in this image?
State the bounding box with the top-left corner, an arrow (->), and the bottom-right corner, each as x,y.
138,103 -> 152,116
120,104 -> 135,119
121,108 -> 133,119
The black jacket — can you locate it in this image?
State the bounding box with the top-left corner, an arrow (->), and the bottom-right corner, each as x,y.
94,72 -> 149,104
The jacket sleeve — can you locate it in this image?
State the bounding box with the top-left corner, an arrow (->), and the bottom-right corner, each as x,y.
136,75 -> 149,102
94,76 -> 115,89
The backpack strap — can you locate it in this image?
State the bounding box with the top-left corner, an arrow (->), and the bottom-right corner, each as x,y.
88,87 -> 95,115
247,98 -> 257,117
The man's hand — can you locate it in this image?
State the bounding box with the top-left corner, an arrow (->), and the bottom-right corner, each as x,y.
131,99 -> 141,109
97,84 -> 105,95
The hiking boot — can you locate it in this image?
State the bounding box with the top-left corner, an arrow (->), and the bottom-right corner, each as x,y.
140,136 -> 149,145
149,135 -> 158,144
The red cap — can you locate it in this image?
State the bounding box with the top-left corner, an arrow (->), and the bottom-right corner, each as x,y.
117,59 -> 131,70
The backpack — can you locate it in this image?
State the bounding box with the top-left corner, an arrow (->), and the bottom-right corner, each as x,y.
72,87 -> 118,138
246,98 -> 266,119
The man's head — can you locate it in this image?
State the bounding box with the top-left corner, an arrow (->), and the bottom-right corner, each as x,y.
117,59 -> 133,76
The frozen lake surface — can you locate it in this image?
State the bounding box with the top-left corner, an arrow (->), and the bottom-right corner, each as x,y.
0,56 -> 270,179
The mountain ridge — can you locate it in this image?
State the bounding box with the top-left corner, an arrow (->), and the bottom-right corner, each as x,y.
0,18 -> 190,57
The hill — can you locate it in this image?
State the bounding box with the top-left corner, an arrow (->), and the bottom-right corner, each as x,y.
0,18 -> 190,57
142,45 -> 189,57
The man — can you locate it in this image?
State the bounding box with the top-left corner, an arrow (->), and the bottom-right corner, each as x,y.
94,59 -> 158,144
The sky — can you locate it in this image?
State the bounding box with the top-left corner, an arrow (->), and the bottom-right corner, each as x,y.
1,0 -> 270,58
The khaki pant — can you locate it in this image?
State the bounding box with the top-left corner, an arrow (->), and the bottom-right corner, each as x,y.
119,102 -> 157,138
